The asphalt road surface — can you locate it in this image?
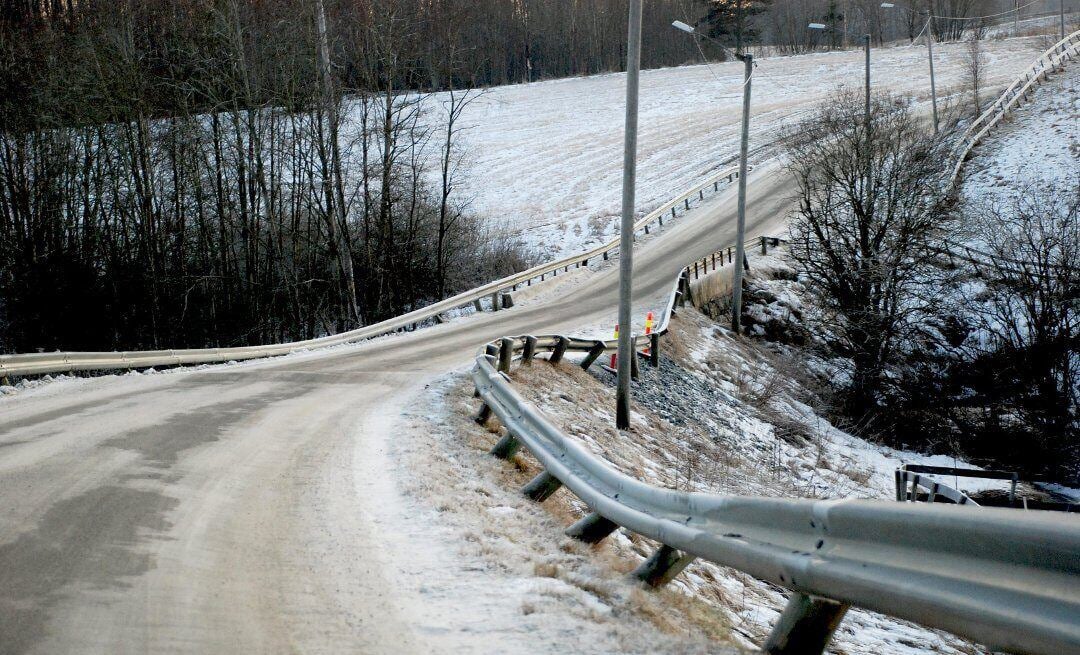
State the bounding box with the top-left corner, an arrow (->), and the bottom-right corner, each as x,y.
0,164 -> 794,654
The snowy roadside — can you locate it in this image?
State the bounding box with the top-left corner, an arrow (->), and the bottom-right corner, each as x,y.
416,268 -> 1026,654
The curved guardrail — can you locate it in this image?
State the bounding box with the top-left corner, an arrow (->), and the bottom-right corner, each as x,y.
950,29 -> 1080,184
469,244 -> 1080,655
0,164 -> 746,379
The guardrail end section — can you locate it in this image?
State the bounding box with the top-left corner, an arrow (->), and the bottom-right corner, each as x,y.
762,593 -> 849,655
565,512 -> 619,544
633,544 -> 696,587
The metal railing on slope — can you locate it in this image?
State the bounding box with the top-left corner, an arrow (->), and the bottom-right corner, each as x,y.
469,240 -> 1080,655
0,165 -> 746,380
950,29 -> 1080,185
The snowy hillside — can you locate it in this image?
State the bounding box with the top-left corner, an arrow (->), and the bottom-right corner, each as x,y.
429,36 -> 1055,258
961,62 -> 1079,206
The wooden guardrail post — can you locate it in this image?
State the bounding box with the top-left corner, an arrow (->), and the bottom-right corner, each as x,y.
498,338 -> 514,373
565,512 -> 619,544
549,337 -> 569,364
580,341 -> 607,370
649,333 -> 660,368
630,340 -> 640,381
522,471 -> 563,502
490,430 -> 521,459
633,544 -> 695,587
522,336 -> 538,364
763,593 -> 849,655
761,235 -> 768,255
491,291 -> 500,312
473,299 -> 483,313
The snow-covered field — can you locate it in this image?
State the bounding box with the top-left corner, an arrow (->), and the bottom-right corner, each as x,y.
435,35 -> 1054,258
960,61 -> 1079,206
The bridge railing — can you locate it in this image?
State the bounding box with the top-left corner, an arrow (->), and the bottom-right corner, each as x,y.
469,239 -> 1080,655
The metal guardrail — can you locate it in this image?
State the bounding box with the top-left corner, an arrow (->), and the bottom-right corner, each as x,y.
469,240 -> 1080,655
0,164 -> 746,380
950,29 -> 1080,185
895,469 -> 979,505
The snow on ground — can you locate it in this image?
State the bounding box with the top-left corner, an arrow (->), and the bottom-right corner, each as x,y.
426,35 -> 1052,259
425,316 -> 986,653
418,261 -> 1047,654
961,61 -> 1079,207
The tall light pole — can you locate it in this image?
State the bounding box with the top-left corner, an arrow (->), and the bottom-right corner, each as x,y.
671,20 -> 754,334
616,0 -> 643,430
881,2 -> 938,134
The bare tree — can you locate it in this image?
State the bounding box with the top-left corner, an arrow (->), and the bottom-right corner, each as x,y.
964,32 -> 985,117
958,181 -> 1080,474
784,91 -> 952,417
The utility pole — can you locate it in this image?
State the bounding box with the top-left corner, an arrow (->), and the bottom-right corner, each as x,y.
1062,0 -> 1067,44
731,53 -> 752,334
863,34 -> 872,214
616,0 -> 642,430
925,10 -> 939,133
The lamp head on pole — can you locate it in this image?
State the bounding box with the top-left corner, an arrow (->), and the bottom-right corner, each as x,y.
672,20 -> 695,34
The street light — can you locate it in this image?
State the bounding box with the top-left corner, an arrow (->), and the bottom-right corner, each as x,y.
615,0 -> 643,430
880,2 -> 939,134
669,20 -> 754,336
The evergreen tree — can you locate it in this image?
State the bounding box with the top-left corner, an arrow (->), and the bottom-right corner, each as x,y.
699,0 -> 771,54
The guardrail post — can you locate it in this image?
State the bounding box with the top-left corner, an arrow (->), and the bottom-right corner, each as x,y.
490,430 -> 521,459
498,338 -> 514,373
633,544 -> 695,587
644,224 -> 650,235
711,253 -> 716,270
475,402 -> 493,424
604,251 -> 609,260
909,474 -> 921,501
670,207 -> 676,219
649,333 -> 660,368
894,470 -> 905,501
522,470 -> 563,502
684,199 -> 690,210
693,261 -> 699,279
501,293 -> 514,309
491,291 -> 500,312
630,340 -> 640,381
761,235 -> 768,255
928,482 -> 939,504
698,189 -> 704,201
565,512 -> 619,544
580,341 -> 608,370
473,299 -> 483,313
549,337 -> 569,364
522,336 -> 538,364
763,593 -> 849,655
0,376 -> 9,387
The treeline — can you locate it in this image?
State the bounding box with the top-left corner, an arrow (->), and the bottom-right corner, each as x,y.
0,0 -> 545,352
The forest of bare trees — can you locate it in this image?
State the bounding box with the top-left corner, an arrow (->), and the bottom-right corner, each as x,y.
0,0 -> 1068,354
